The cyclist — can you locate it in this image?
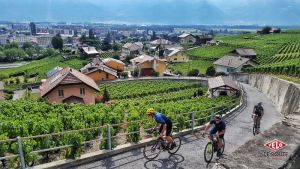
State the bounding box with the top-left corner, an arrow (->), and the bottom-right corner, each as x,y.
203,114 -> 226,157
252,102 -> 264,132
146,108 -> 174,149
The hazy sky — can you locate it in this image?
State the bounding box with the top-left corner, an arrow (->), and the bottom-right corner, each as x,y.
0,0 -> 300,25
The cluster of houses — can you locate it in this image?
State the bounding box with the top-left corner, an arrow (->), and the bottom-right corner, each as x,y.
213,48 -> 257,75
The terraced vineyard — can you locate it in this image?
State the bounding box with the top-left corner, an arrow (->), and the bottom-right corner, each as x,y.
264,42 -> 300,63
99,80 -> 202,99
0,80 -> 237,168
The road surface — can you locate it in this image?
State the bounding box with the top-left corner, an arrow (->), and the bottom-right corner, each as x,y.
74,84 -> 283,169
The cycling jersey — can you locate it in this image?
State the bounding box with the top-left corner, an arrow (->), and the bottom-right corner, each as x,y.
155,113 -> 172,136
154,113 -> 172,124
254,105 -> 264,117
210,120 -> 226,132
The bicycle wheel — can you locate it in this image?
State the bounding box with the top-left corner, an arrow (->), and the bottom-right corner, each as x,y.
221,138 -> 225,154
253,117 -> 257,136
204,142 -> 214,163
143,140 -> 161,160
168,137 -> 181,154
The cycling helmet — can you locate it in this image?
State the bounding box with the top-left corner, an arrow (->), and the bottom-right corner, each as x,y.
146,108 -> 156,115
215,114 -> 221,119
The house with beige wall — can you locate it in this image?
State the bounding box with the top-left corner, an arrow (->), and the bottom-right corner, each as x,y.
40,67 -> 100,105
103,58 -> 125,72
165,49 -> 188,63
81,58 -> 118,81
131,54 -> 167,76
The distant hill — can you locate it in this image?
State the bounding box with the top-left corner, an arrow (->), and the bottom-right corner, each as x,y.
0,0 -> 300,25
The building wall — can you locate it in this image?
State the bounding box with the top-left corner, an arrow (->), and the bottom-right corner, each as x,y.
87,70 -> 117,81
45,84 -> 98,105
105,61 -> 125,72
215,65 -> 229,74
138,60 -> 167,76
168,52 -> 188,63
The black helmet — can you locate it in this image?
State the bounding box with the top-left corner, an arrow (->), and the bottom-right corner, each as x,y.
258,102 -> 262,106
215,114 -> 221,119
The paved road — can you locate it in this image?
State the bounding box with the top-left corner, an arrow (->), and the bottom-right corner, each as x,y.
74,84 -> 283,169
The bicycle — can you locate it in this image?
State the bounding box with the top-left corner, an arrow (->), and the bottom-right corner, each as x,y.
252,114 -> 260,135
143,128 -> 182,160
203,133 -> 225,163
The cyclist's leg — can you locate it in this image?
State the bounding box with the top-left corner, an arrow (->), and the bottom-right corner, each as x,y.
209,127 -> 217,141
165,123 -> 173,144
253,115 -> 257,128
257,116 -> 261,129
217,133 -> 224,150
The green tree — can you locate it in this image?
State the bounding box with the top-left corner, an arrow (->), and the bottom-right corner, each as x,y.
101,38 -> 112,51
187,69 -> 199,76
206,66 -> 216,76
4,42 -> 19,49
88,29 -> 95,39
262,26 -> 272,34
80,34 -> 87,42
51,34 -> 63,50
22,42 -> 33,49
112,42 -> 119,51
103,87 -> 110,103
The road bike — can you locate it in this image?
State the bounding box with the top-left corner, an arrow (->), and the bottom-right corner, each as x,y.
143,128 -> 181,160
252,114 -> 260,135
203,133 -> 225,163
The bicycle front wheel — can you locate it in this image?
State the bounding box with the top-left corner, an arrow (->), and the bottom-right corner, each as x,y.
168,137 -> 181,154
143,140 -> 161,160
204,142 -> 214,163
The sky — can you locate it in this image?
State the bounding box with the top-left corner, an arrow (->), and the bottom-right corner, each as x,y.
0,0 -> 300,25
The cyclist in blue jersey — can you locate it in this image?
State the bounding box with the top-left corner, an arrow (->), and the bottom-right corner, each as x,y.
147,108 -> 173,149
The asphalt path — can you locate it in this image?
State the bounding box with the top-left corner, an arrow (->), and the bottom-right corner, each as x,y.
74,84 -> 283,169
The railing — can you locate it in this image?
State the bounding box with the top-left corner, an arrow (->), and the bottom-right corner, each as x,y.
0,88 -> 246,169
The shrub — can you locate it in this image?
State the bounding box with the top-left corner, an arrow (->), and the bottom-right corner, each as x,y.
120,72 -> 128,78
187,69 -> 199,76
151,71 -> 159,77
215,72 -> 226,76
206,66 -> 216,76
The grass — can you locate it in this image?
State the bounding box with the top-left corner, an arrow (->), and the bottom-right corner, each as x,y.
168,60 -> 213,75
273,75 -> 300,84
0,55 -> 89,90
185,45 -> 234,60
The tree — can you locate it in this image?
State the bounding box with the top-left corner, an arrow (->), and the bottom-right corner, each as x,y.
102,87 -> 110,103
112,42 -> 119,51
262,26 -> 272,34
112,54 -> 120,60
80,34 -> 87,42
51,34 -> 63,50
100,38 -> 112,51
187,69 -> 199,76
206,66 -> 216,76
88,29 -> 95,39
151,31 -> 157,41
22,42 -> 33,50
273,28 -> 281,33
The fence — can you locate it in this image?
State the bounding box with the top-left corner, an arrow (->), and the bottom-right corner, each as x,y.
0,86 -> 246,169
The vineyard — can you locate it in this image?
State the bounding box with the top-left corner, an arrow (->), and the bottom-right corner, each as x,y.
168,60 -> 213,75
185,45 -> 234,60
262,42 -> 300,63
0,80 -> 238,168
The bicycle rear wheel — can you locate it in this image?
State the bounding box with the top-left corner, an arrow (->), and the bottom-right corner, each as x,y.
168,137 -> 181,154
253,117 -> 257,136
204,142 -> 214,163
143,140 -> 161,160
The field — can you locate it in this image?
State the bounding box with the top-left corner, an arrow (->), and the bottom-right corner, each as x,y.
185,45 -> 234,60
0,80 -> 238,168
184,31 -> 300,78
168,60 -> 213,75
0,55 -> 88,91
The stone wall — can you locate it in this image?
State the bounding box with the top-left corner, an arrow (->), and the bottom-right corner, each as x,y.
248,74 -> 300,116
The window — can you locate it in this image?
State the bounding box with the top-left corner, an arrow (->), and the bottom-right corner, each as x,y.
58,90 -> 64,98
174,58 -> 177,61
80,88 -> 85,96
106,73 -> 109,79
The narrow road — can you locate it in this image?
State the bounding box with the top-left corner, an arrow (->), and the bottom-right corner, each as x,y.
74,84 -> 283,169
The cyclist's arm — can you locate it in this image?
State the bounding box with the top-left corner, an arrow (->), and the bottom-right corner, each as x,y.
153,123 -> 160,130
204,122 -> 211,133
218,129 -> 225,136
